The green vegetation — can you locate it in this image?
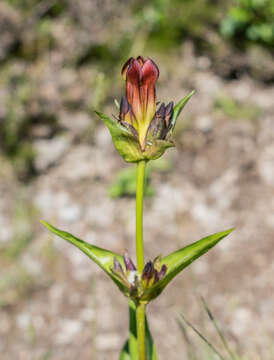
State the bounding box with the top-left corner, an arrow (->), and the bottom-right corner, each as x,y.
221,0 -> 274,48
109,166 -> 154,198
109,159 -> 172,198
134,0 -> 224,50
214,94 -> 261,121
178,298 -> 247,360
0,201 -> 36,260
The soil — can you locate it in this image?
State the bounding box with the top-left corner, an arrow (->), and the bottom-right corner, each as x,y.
0,3 -> 274,360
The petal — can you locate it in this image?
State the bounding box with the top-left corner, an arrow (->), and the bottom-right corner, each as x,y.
137,55 -> 145,66
121,57 -> 134,80
141,58 -> 159,89
126,59 -> 142,121
140,58 -> 159,123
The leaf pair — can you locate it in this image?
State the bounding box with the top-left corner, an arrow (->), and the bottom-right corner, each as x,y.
41,220 -> 234,303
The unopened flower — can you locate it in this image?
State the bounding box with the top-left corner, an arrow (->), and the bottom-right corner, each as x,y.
112,251 -> 167,303
96,56 -> 194,163
120,56 -> 166,151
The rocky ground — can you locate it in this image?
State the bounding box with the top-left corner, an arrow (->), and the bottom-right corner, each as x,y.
1,2 -> 274,360
1,46 -> 274,360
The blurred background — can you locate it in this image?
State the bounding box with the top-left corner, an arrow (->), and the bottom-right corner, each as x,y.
0,0 -> 274,359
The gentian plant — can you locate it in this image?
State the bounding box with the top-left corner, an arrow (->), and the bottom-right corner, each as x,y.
42,56 -> 234,360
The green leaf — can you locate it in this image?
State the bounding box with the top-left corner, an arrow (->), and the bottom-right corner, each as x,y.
119,301 -> 158,360
119,341 -> 131,360
40,220 -> 128,294
95,111 -> 143,163
142,228 -> 234,301
169,90 -> 195,135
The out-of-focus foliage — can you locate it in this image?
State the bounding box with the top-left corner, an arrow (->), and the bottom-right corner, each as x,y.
214,94 -> 261,121
109,159 -> 172,198
221,0 -> 274,47
109,166 -> 154,198
134,0 -> 225,50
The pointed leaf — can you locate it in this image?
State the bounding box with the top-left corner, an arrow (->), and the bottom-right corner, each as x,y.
95,111 -> 143,163
41,220 -> 128,293
169,90 -> 195,135
142,228 -> 234,301
119,341 -> 131,360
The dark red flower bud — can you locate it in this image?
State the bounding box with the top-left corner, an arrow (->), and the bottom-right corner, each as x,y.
121,56 -> 160,150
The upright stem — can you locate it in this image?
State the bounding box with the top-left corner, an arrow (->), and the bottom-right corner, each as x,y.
136,160 -> 147,360
136,303 -> 146,360
136,160 -> 146,273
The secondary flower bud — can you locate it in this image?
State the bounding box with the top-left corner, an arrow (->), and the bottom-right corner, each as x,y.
111,253 -> 168,303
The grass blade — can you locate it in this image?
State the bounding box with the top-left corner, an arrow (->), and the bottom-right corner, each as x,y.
200,297 -> 237,360
180,312 -> 227,360
176,317 -> 198,360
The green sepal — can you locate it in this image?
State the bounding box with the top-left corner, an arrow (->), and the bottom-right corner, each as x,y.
41,220 -> 128,294
141,228 -> 234,302
95,111 -> 143,163
168,90 -> 195,136
96,111 -> 174,162
145,139 -> 174,160
119,301 -> 158,360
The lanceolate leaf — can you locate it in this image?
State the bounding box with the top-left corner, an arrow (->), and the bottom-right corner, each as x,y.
142,228 -> 234,301
41,220 -> 128,293
169,90 -> 195,135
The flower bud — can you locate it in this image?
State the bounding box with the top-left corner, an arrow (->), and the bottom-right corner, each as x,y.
111,253 -> 168,303
96,56 -> 194,163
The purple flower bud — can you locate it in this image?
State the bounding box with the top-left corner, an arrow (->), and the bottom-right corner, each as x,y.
156,103 -> 166,119
158,264 -> 167,280
164,101 -> 174,127
123,252 -> 137,271
119,95 -> 130,120
142,261 -> 154,282
113,257 -> 123,273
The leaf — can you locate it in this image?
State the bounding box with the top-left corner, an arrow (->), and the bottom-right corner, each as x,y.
41,220 -> 128,294
169,90 -> 195,135
119,301 -> 158,360
119,341 -> 131,360
142,228 -> 234,301
95,111 -> 143,163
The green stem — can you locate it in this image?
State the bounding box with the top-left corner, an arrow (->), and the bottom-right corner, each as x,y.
136,160 -> 147,360
136,160 -> 146,273
136,303 -> 146,360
